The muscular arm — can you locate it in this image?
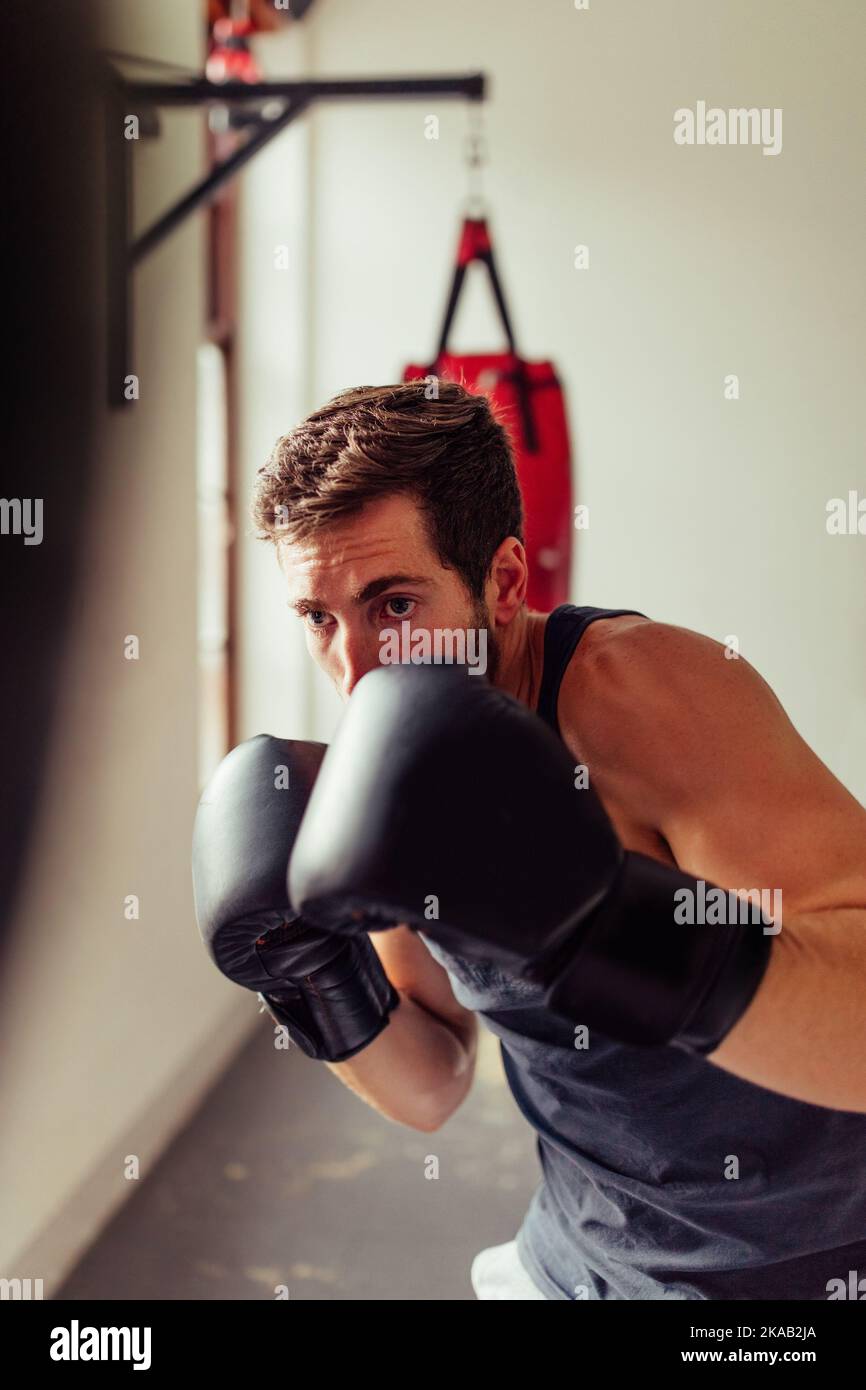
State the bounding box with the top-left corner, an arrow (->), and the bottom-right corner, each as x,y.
561,618 -> 866,1111
324,926 -> 478,1132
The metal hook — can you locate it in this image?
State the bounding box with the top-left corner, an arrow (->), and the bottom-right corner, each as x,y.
463,103 -> 488,217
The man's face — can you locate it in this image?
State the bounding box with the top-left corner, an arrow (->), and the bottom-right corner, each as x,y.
279,493 -> 497,700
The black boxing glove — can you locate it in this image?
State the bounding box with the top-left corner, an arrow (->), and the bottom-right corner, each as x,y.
192,735 -> 399,1062
288,665 -> 774,1053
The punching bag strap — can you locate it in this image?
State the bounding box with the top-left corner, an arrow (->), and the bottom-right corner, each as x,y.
428,218 -> 538,453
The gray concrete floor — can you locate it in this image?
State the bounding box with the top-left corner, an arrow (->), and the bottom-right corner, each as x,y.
57,1024 -> 540,1301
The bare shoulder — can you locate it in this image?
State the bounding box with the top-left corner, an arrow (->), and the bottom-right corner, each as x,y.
556,615 -> 788,821
569,613 -> 726,681
561,615 -> 777,733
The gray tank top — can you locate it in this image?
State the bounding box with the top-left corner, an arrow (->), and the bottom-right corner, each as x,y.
420,605 -> 866,1300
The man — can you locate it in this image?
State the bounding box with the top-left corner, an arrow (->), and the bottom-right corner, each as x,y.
202,380 -> 866,1300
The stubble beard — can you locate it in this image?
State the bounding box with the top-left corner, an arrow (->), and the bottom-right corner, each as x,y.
471,597 -> 500,685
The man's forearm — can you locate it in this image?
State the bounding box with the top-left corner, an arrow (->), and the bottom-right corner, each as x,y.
325,991 -> 477,1132
708,908 -> 866,1112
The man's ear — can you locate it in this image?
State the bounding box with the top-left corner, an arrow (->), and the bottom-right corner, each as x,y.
488,536 -> 528,621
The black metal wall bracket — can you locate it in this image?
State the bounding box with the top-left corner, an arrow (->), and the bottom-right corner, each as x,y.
104,69 -> 486,407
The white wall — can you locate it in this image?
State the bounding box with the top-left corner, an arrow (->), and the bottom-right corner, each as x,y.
0,1 -> 253,1292
251,0 -> 863,792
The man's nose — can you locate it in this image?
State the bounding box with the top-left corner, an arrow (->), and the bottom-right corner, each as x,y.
338,630 -> 380,700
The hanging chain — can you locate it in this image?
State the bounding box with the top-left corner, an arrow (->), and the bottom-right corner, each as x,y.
463,103 -> 488,217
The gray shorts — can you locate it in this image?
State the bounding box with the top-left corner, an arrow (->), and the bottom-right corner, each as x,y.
470,1239 -> 549,1300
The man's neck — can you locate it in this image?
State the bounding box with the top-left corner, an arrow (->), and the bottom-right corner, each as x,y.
491,607 -> 549,709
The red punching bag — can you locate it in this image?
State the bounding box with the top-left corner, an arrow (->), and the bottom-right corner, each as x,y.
404,217 -> 573,612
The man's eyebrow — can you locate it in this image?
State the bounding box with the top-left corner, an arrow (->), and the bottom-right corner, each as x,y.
290,575 -> 431,614
353,574 -> 431,602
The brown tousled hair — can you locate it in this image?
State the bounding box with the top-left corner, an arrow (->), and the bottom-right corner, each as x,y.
251,380 -> 524,602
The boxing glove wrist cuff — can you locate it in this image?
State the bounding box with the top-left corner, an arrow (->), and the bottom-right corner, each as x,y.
542,851 -> 774,1049
258,933 -> 401,1063
667,912 -> 774,1056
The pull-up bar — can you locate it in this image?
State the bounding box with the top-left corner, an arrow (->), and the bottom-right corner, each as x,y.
106,69 -> 486,406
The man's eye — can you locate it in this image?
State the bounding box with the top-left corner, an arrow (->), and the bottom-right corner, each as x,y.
384,597 -> 416,619
304,610 -> 330,629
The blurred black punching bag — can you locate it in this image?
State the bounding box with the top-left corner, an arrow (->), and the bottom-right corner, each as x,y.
0,3 -> 100,944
